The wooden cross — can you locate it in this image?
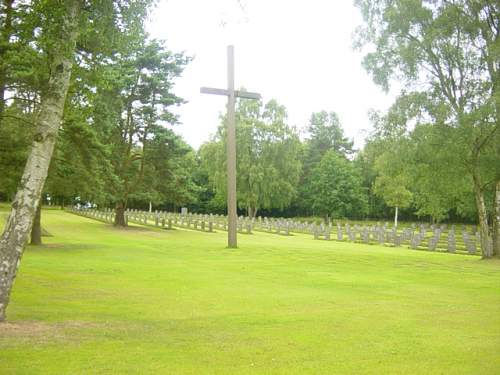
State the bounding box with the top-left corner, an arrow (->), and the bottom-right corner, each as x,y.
200,45 -> 261,248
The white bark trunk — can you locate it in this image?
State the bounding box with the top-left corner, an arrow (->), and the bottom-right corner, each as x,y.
493,180 -> 500,258
394,206 -> 398,229
0,0 -> 80,321
473,173 -> 491,258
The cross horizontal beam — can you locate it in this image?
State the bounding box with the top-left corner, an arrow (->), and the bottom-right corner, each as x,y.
200,87 -> 261,100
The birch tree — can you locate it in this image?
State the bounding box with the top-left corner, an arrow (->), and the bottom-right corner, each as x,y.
0,0 -> 81,322
0,0 -> 156,321
201,99 -> 302,217
355,0 -> 500,257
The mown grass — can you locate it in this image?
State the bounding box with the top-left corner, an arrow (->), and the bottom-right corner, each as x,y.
0,208 -> 499,374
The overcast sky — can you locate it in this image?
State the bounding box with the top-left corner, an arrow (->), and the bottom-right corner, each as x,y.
146,0 -> 396,150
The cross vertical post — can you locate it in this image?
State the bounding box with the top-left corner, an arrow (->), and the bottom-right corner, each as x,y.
226,45 -> 237,248
200,45 -> 261,249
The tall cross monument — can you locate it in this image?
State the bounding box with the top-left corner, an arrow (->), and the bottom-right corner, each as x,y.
201,45 -> 261,248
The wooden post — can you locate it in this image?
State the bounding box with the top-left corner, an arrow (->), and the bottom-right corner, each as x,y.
227,45 -> 237,247
200,45 -> 261,248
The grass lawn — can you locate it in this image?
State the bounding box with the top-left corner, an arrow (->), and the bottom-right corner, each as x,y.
1,209 -> 499,374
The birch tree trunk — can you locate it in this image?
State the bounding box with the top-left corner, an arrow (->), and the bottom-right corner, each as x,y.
473,173 -> 491,258
493,180 -> 500,258
394,206 -> 398,229
247,206 -> 257,219
0,0 -> 80,322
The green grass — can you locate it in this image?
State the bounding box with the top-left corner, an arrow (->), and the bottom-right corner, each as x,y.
0,209 -> 499,374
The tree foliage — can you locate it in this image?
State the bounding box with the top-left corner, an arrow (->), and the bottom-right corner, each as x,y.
310,150 -> 367,219
202,98 -> 302,217
298,111 -> 354,213
355,0 -> 500,257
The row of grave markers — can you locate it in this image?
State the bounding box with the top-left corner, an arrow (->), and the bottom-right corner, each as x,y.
312,222 -> 483,255
68,207 -> 483,256
69,207 -> 253,234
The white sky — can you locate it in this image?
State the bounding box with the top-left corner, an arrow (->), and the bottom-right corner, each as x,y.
147,0 -> 396,150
